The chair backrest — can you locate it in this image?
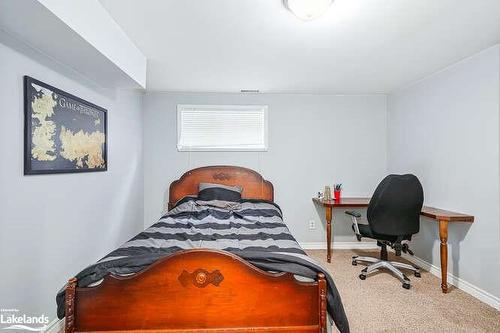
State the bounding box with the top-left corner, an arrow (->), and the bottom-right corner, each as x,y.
367,174 -> 424,236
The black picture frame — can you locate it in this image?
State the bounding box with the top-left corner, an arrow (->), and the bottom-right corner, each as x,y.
24,76 -> 108,175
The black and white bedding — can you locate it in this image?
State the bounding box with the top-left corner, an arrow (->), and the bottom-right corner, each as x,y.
56,197 -> 349,333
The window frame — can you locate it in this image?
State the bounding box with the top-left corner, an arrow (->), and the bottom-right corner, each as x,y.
176,104 -> 269,152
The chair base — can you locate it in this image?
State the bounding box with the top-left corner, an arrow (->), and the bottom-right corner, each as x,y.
352,255 -> 421,289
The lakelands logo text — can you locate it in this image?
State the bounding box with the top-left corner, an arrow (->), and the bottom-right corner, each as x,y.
0,309 -> 49,331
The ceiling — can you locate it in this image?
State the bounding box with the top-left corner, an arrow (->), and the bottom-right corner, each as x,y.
99,0 -> 500,94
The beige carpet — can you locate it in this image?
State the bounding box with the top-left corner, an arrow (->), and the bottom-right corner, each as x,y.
305,249 -> 500,333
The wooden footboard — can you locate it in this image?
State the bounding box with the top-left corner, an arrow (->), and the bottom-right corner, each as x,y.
65,249 -> 327,333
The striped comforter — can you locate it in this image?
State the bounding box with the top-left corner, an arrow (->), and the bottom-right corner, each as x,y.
56,197 -> 349,333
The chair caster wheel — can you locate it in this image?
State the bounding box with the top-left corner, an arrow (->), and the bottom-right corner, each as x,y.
402,283 -> 411,289
359,274 -> 366,280
352,261 -> 357,266
414,272 -> 421,278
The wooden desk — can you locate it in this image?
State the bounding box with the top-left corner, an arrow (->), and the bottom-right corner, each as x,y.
312,197 -> 474,293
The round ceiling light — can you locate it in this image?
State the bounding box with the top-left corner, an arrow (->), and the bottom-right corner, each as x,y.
284,0 -> 333,21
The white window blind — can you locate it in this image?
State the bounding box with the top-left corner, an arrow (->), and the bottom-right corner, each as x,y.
177,105 -> 268,151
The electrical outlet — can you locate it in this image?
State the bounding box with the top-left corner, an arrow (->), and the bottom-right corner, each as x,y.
308,220 -> 316,230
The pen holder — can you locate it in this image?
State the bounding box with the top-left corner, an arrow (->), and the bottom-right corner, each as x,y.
334,190 -> 341,201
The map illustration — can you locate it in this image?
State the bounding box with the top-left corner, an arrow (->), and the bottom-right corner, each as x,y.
24,76 -> 107,174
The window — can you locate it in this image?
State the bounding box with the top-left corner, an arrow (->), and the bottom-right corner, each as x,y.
177,105 -> 268,151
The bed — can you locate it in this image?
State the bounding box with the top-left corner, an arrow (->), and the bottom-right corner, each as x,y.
58,166 -> 349,333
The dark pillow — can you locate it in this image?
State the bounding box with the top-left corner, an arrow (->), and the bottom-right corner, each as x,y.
198,183 -> 242,202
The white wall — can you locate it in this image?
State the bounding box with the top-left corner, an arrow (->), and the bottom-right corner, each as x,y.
143,92 -> 387,243
0,32 -> 144,320
387,45 -> 500,299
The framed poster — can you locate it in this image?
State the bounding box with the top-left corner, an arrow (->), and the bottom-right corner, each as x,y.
24,76 -> 107,175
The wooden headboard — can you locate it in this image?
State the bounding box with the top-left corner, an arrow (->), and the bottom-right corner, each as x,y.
168,166 -> 274,210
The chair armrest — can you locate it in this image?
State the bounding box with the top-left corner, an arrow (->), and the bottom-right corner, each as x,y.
345,210 -> 362,218
345,210 -> 362,241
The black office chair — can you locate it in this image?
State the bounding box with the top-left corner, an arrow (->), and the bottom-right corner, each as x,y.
345,174 -> 424,289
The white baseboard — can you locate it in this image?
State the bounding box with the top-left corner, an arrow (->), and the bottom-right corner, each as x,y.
44,318 -> 63,333
300,241 -> 379,250
401,253 -> 500,310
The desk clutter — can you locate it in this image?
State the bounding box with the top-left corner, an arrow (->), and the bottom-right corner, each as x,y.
318,183 -> 343,201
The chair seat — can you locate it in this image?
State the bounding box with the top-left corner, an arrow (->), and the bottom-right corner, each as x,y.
354,224 -> 409,242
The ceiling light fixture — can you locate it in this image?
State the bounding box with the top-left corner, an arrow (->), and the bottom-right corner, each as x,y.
284,0 -> 333,21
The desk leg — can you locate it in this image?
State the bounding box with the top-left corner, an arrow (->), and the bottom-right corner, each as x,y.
439,219 -> 449,293
326,206 -> 332,263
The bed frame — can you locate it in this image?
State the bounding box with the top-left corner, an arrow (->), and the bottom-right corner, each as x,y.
65,166 -> 327,333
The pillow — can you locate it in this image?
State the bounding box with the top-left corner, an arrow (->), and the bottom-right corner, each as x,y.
198,183 -> 243,202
